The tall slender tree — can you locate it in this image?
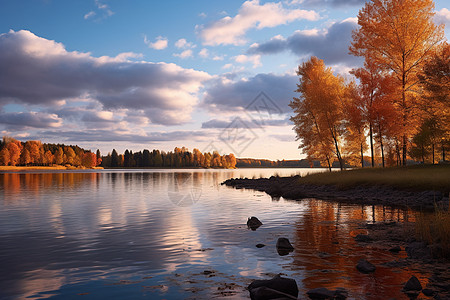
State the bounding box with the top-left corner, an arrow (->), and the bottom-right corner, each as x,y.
290,56 -> 347,170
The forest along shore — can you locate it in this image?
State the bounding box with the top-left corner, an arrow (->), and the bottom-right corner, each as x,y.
221,175 -> 449,210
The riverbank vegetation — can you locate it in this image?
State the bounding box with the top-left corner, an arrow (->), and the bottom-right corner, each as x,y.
416,207 -> 450,258
0,137 -> 100,168
0,138 -> 237,169
290,0 -> 448,171
298,164 -> 450,193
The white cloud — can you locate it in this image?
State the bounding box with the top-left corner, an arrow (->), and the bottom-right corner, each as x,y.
173,49 -> 193,59
95,0 -> 114,17
199,48 -> 209,58
233,54 -> 262,68
175,38 -> 195,49
213,55 -> 224,61
435,8 -> 450,26
199,0 -> 320,46
0,30 -> 211,126
222,64 -> 233,69
84,0 -> 114,21
144,35 -> 168,50
84,11 -> 96,20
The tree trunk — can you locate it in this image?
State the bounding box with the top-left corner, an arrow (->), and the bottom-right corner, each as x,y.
432,143 -> 435,164
421,144 -> 425,164
360,143 -> 364,168
380,137 -> 385,168
369,122 -> 375,167
326,155 -> 332,172
443,141 -> 446,162
402,55 -> 407,166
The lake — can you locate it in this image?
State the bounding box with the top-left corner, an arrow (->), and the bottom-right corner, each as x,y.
0,169 -> 425,299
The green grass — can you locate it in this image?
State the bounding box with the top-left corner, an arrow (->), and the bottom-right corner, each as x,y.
415,206 -> 450,258
298,164 -> 450,193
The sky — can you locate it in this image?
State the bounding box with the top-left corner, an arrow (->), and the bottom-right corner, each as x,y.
0,0 -> 449,160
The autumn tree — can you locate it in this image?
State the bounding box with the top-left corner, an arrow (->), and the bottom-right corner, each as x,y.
342,82 -> 368,168
82,152 -> 97,168
2,137 -> 23,166
55,147 -> 64,165
290,56 -> 347,170
350,0 -> 444,165
418,42 -> 450,161
0,148 -> 10,165
20,149 -> 31,165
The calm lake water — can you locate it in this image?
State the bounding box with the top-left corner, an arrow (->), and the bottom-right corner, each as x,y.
0,169 -> 426,299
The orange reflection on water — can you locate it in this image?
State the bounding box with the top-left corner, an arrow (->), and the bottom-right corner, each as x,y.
1,172 -> 100,205
290,200 -> 427,299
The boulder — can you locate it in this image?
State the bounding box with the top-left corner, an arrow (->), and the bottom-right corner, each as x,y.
356,259 -> 376,273
276,238 -> 294,250
247,217 -> 263,230
389,246 -> 401,252
276,238 -> 294,256
406,241 -> 431,259
248,274 -> 298,300
306,287 -> 334,299
306,287 -> 348,300
403,275 -> 422,292
354,234 -> 373,242
265,184 -> 283,197
256,244 -> 266,248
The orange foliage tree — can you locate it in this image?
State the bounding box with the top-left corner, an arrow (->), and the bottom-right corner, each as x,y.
350,0 -> 445,165
290,56 -> 347,170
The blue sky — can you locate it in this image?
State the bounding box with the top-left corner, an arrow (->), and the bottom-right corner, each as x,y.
0,0 -> 448,159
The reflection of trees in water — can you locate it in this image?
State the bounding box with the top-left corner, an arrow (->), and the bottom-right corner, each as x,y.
1,173 -> 99,204
292,200 -> 423,299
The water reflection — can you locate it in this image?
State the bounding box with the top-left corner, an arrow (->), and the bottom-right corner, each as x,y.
0,169 -> 428,299
290,200 -> 425,299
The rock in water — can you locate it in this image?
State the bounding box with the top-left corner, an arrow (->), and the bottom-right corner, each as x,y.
403,275 -> 422,291
276,238 -> 294,250
306,287 -> 349,300
248,274 -> 298,300
276,237 -> 294,256
356,259 -> 376,273
306,287 -> 334,299
255,244 -> 266,248
389,246 -> 401,252
247,217 -> 263,230
354,234 -> 372,242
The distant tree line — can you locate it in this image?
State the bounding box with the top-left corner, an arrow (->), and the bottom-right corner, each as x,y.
0,137 -> 100,168
100,147 -> 236,168
236,158 -> 322,168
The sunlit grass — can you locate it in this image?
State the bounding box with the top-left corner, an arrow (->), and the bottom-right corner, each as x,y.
297,164 -> 450,193
415,206 -> 450,258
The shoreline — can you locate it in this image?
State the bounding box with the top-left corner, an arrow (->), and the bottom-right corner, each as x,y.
0,166 -> 104,172
221,176 -> 449,210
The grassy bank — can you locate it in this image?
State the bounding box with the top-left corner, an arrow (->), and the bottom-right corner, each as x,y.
416,207 -> 450,258
298,164 -> 450,194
